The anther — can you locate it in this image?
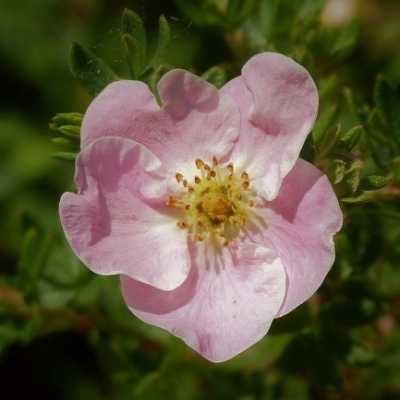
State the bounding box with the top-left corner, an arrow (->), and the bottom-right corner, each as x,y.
210,170 -> 216,178
194,176 -> 201,184
227,163 -> 234,173
185,204 -> 191,210
236,194 -> 242,201
175,173 -> 184,183
188,186 -> 195,193
223,239 -> 229,246
242,181 -> 250,189
249,200 -> 254,207
177,221 -> 189,229
183,179 -> 188,187
195,158 -> 205,169
241,171 -> 249,180
196,234 -> 205,242
228,173 -> 233,181
212,156 -> 219,166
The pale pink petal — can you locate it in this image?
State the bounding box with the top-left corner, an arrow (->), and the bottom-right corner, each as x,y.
222,52 -> 318,200
247,159 -> 343,316
60,136 -> 191,290
121,240 -> 286,362
80,72 -> 239,170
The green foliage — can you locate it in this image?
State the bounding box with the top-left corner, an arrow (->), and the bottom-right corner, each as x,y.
3,0 -> 400,398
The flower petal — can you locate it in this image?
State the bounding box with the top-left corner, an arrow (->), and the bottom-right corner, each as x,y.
120,240 -> 286,362
80,72 -> 239,171
248,159 -> 343,316
60,136 -> 191,290
222,52 -> 318,200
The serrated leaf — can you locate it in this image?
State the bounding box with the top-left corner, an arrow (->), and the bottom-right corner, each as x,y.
312,106 -> 339,144
69,41 -> 120,96
201,66 -> 227,88
143,15 -> 170,75
374,74 -> 400,146
50,152 -> 78,161
338,125 -> 362,151
360,175 -> 389,191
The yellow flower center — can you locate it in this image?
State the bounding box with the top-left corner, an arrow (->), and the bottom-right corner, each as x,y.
166,156 -> 256,246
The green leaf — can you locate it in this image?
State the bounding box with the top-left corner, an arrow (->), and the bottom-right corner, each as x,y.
330,17 -> 362,60
201,66 -> 227,89
226,0 -> 258,28
51,137 -> 77,148
51,112 -> 84,127
143,15 -> 170,75
17,228 -> 52,302
359,175 -> 390,191
312,106 -> 338,144
341,193 -> 371,203
344,344 -> 376,367
50,152 -> 78,161
338,125 -> 363,151
374,74 -> 400,146
69,41 -> 120,96
121,9 -> 147,79
316,124 -> 341,159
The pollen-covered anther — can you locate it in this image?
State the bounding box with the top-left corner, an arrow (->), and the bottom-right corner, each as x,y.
169,157 -> 257,246
195,158 -> 205,169
175,173 -> 184,183
241,171 -> 249,180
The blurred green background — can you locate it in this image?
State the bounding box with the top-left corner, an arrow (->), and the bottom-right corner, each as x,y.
1,0 -> 400,399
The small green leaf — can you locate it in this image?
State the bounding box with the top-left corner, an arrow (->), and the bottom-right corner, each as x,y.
50,152 -> 78,161
201,66 -> 227,89
226,0 -> 258,28
341,193 -> 371,203
344,344 -> 376,366
121,9 -> 147,51
51,137 -> 77,148
374,74 -> 400,146
359,175 -> 390,191
143,15 -> 170,75
69,41 -> 120,96
316,124 -> 341,159
58,125 -> 80,140
330,17 -> 362,60
51,112 -> 83,127
338,125 -> 363,151
312,106 -> 339,144
121,9 -> 147,79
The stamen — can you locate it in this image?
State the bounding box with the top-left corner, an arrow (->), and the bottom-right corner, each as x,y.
177,221 -> 189,229
212,156 -> 219,166
241,171 -> 249,180
194,176 -> 201,184
175,173 -> 184,183
227,163 -> 234,173
195,158 -> 205,169
242,181 -> 250,189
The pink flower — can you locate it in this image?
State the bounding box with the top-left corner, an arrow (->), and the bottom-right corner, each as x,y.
60,52 -> 343,362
